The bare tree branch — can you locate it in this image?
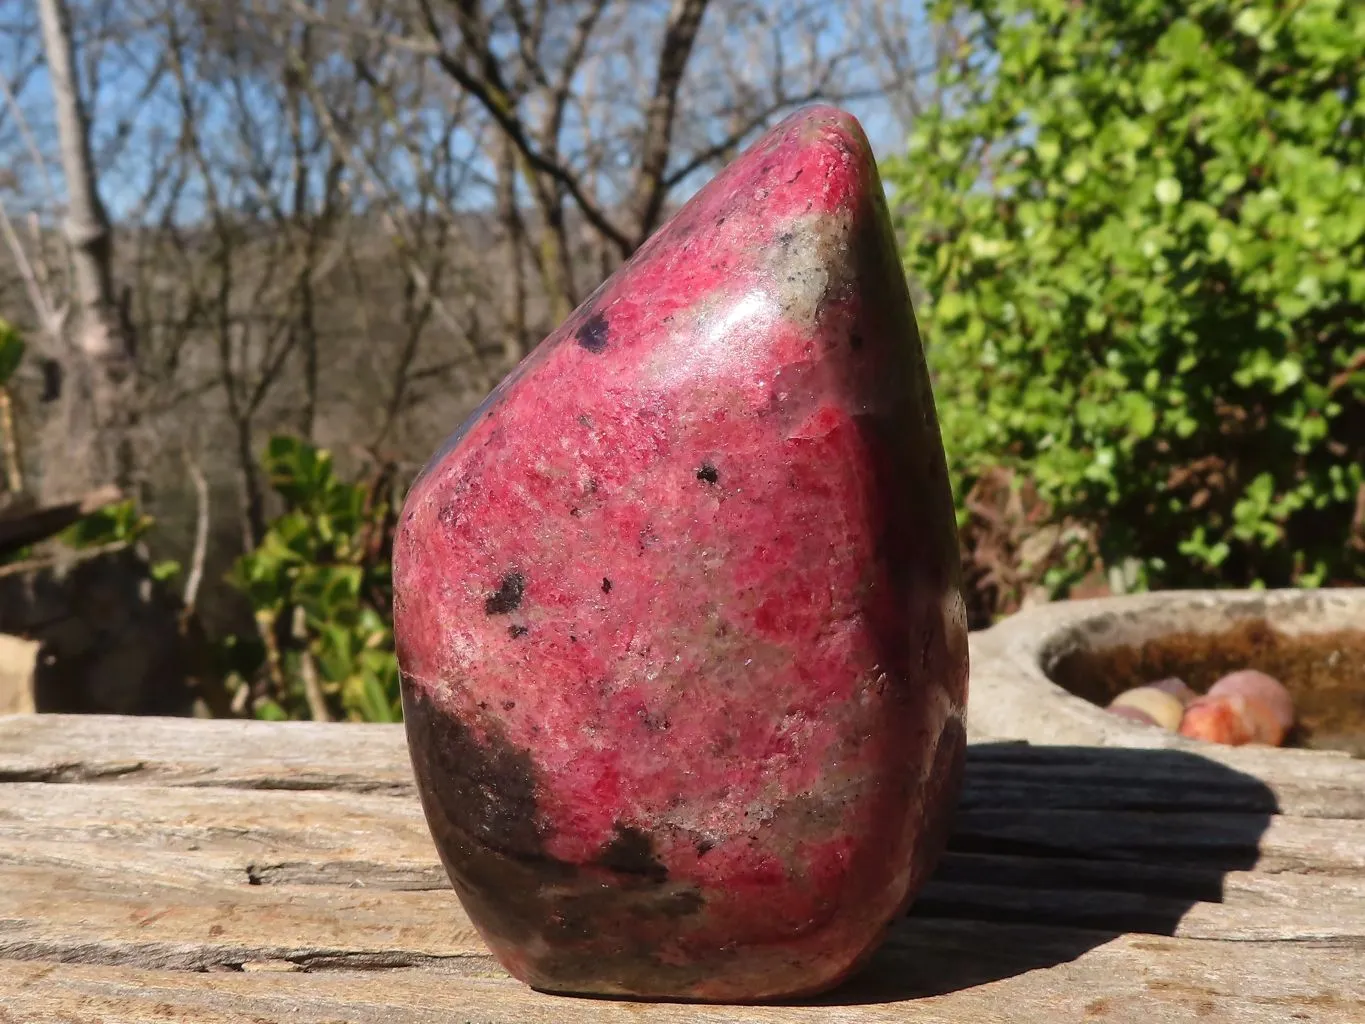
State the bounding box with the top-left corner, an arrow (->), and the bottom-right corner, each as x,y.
36,0 -> 137,500
181,444 -> 210,613
37,0 -> 129,367
0,194 -> 67,349
415,0 -> 632,254
630,0 -> 710,242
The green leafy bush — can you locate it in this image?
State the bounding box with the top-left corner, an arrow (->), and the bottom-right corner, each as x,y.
60,499 -> 153,547
56,498 -> 182,582
0,319 -> 26,503
227,436 -> 401,722
0,320 -> 25,387
886,0 -> 1365,602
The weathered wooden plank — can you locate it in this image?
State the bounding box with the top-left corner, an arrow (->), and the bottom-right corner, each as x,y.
918,876 -> 1365,941
0,782 -> 437,874
4,714 -> 1364,818
2,922 -> 1362,1024
0,714 -> 414,793
10,825 -> 1363,944
951,808 -> 1365,875
5,840 -> 1360,970
963,743 -> 1365,820
932,850 -> 1320,905
3,716 -> 1363,1022
4,780 -> 1362,887
1,783 -> 1362,961
0,863 -> 483,972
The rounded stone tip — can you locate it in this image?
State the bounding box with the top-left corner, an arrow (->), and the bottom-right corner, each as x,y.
781,103 -> 870,141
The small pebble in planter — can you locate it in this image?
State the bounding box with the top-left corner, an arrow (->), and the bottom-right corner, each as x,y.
1103,670 -> 1295,747
1107,686 -> 1184,731
1179,670 -> 1294,747
1179,697 -> 1259,746
1147,677 -> 1197,706
1208,670 -> 1294,734
1107,703 -> 1160,728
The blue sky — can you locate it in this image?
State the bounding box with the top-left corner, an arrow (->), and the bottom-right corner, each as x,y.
2,1 -> 932,225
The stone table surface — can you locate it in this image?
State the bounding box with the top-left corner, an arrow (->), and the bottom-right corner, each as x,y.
0,713 -> 1362,1023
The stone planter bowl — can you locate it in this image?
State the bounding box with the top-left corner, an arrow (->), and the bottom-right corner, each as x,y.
966,588 -> 1365,759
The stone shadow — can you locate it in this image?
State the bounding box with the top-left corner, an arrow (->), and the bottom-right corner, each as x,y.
810,742 -> 1279,1005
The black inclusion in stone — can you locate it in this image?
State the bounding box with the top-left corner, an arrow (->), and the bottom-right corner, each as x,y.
485,572 -> 526,615
696,463 -> 720,485
576,311 -> 610,354
508,624 -> 529,639
596,825 -> 669,883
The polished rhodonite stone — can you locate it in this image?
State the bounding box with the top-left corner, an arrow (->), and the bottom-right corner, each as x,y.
392,105 -> 968,1003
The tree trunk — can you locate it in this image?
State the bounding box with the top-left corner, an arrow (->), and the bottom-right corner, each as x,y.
35,0 -> 137,503
496,136 -> 529,367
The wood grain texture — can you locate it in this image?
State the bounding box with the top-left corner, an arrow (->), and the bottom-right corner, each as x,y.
2,929 -> 1363,1024
5,714 -> 1365,816
0,714 -> 415,793
1,714 -> 1362,1023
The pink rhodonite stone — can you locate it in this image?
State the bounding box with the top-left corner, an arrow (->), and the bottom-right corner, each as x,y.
392,105 -> 969,1002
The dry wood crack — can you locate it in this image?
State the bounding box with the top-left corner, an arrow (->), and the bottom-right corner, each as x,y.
0,714 -> 1362,1022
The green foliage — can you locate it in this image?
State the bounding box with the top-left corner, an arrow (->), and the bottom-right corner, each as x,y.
56,500 -> 182,580
60,500 -> 154,548
0,320 -> 25,386
886,0 -> 1365,593
227,436 -> 401,722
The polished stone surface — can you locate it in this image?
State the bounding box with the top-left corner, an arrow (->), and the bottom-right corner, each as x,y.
393,105 -> 967,1002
